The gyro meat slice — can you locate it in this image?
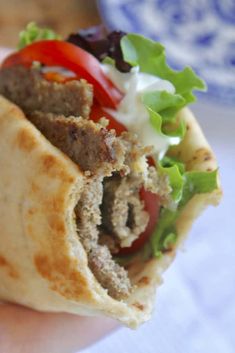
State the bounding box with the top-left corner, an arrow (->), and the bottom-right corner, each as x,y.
28,112 -> 126,176
0,65 -> 93,118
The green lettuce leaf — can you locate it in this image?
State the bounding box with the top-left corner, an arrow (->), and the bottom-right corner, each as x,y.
162,232 -> 177,250
151,208 -> 178,256
143,92 -> 186,150
147,107 -> 184,149
161,155 -> 185,174
112,34 -> 216,259
142,90 -> 185,119
18,22 -> 61,49
121,34 -> 206,101
142,89 -> 187,125
180,170 -> 218,208
158,163 -> 184,204
102,56 -> 116,66
151,165 -> 218,257
120,33 -> 206,149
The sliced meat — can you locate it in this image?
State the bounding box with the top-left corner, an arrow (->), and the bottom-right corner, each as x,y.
101,175 -> 149,248
121,131 -> 172,207
0,65 -> 93,118
98,232 -> 119,254
88,245 -> 131,299
75,177 -> 102,249
120,131 -> 153,169
75,177 -> 131,300
147,166 -> 173,208
28,112 -> 125,175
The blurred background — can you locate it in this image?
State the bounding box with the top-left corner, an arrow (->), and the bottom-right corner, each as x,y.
0,1 -> 234,353
0,0 -> 100,46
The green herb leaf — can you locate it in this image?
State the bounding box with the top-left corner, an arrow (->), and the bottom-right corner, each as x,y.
18,22 -> 61,49
102,56 -> 115,66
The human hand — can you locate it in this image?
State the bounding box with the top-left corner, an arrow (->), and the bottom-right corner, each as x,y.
0,303 -> 118,353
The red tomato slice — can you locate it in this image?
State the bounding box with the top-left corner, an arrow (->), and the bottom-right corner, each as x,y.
1,40 -> 123,108
118,189 -> 160,255
90,103 -> 127,135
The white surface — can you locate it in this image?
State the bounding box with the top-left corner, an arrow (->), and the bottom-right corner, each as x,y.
82,100 -> 235,353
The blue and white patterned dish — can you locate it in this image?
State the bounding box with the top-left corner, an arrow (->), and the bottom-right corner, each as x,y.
97,0 -> 235,105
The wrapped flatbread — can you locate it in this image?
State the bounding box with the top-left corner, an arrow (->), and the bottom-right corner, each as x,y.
0,25 -> 221,327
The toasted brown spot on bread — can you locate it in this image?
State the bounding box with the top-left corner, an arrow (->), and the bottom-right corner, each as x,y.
26,224 -> 34,236
204,155 -> 211,161
0,255 -> 20,279
27,207 -> 37,215
0,256 -> 8,266
132,302 -> 144,311
34,254 -> 93,301
51,197 -> 66,213
41,153 -> 77,184
192,148 -> 212,161
31,182 -> 40,193
184,147 -> 215,171
15,128 -> 37,152
42,154 -> 58,171
137,276 -> 150,286
48,215 -> 66,234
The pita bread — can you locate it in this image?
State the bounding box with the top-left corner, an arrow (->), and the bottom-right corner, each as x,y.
0,95 -> 221,328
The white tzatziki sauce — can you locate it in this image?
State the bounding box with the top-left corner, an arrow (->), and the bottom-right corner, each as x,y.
102,64 -> 179,159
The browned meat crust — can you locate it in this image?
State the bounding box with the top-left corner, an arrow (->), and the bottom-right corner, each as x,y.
89,246 -> 131,299
0,65 -> 93,118
120,131 -> 153,167
28,112 -> 125,175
